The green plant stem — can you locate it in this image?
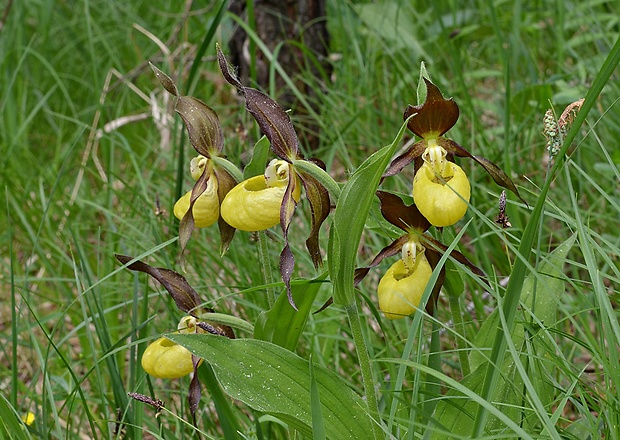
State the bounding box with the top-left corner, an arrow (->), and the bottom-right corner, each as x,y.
257,231 -> 275,307
293,159 -> 341,200
448,295 -> 471,377
344,301 -> 382,440
424,318 -> 442,416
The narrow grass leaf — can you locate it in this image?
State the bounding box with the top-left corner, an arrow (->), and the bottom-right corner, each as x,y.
472,34 -> 620,436
0,393 -> 33,440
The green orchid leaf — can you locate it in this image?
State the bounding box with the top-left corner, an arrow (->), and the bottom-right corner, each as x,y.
244,135 -> 271,179
404,78 -> 459,139
254,274 -> 327,351
328,119 -> 411,306
175,96 -> 224,157
309,355 -> 327,440
298,169 -> 330,269
169,334 -> 373,440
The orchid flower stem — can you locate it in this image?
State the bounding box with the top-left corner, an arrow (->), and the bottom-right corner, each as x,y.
344,301 -> 382,440
292,159 -> 341,200
257,231 -> 275,307
448,295 -> 471,377
424,317 -> 442,416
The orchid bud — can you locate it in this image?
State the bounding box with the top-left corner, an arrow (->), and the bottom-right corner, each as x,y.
220,160 -> 301,231
377,251 -> 433,320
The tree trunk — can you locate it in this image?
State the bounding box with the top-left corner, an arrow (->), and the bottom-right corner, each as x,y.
228,0 -> 330,151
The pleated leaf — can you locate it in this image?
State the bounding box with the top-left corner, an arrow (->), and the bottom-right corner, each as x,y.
169,334 -> 373,440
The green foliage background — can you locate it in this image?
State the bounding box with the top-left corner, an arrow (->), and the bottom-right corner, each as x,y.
1,0 -> 619,438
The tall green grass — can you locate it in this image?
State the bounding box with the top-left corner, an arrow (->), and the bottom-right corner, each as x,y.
1,0 -> 619,438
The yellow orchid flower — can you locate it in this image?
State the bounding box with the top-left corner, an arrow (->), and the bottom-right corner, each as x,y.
412,139 -> 470,227
378,239 -> 433,319
220,159 -> 301,231
173,167 -> 220,228
141,316 -> 202,379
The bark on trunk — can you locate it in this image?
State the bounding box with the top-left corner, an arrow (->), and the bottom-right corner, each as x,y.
228,0 -> 330,151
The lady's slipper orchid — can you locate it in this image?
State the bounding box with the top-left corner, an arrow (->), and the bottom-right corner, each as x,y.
150,64 -> 240,255
412,139 -> 471,226
217,47 -> 331,308
115,254 -> 236,423
221,159 -> 302,231
355,191 -> 485,318
378,241 -> 433,319
141,316 -> 203,379
384,77 -> 526,227
174,156 -> 220,228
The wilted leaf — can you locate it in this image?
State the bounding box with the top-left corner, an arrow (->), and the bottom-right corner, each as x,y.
404,78 -> 459,139
169,334 -> 373,440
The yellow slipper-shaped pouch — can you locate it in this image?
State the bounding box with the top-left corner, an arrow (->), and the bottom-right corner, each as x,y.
173,176 -> 220,228
141,337 -> 195,379
413,161 -> 470,227
220,160 -> 301,231
378,254 -> 433,320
